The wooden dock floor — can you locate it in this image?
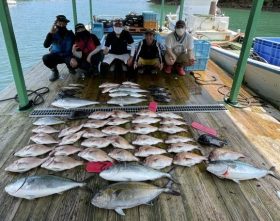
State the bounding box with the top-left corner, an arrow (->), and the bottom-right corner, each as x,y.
0,60 -> 279,221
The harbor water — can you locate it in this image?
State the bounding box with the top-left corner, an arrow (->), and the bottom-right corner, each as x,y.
0,0 -> 279,92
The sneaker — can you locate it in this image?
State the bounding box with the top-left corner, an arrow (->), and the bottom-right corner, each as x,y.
137,68 -> 144,74
176,65 -> 186,76
151,69 -> 158,75
69,68 -> 76,75
164,65 -> 172,74
49,68 -> 59,82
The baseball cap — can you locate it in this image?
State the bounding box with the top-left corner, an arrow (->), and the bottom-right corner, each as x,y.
175,20 -> 186,28
75,23 -> 85,32
145,29 -> 155,35
56,15 -> 70,23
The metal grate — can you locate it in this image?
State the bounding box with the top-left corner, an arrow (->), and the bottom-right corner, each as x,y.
29,104 -> 226,117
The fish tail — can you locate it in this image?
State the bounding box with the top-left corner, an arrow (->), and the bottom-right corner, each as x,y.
269,166 -> 280,180
167,167 -> 180,185
164,180 -> 180,196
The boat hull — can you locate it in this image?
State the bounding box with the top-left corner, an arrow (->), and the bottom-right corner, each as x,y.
210,46 -> 280,108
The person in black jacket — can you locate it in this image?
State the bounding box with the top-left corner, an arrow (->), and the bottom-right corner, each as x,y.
42,15 -> 75,82
133,29 -> 163,74
70,23 -> 102,75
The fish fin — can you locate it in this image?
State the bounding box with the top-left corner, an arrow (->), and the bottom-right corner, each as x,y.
115,208 -> 125,216
165,180 -> 180,196
232,179 -> 240,184
145,201 -> 153,206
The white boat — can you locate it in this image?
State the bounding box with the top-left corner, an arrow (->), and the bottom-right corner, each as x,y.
165,0 -> 280,108
7,0 -> 17,4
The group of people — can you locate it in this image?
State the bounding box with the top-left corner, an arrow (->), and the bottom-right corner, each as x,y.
42,15 -> 195,82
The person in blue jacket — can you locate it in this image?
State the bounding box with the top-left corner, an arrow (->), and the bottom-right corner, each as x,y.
42,15 -> 75,81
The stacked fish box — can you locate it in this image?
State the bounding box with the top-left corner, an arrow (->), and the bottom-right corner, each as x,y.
186,40 -> 211,71
142,11 -> 158,30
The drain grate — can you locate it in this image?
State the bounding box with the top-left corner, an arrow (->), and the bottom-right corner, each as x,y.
29,104 -> 226,117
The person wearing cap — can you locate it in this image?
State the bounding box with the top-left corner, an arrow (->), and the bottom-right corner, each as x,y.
133,29 -> 163,75
70,23 -> 102,75
42,15 -> 75,81
101,20 -> 134,76
164,20 -> 195,76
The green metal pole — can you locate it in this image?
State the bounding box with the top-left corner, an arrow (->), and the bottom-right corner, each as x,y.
159,0 -> 165,31
0,0 -> 31,110
179,0 -> 185,20
226,0 -> 264,106
89,0 -> 93,23
72,0 -> 78,27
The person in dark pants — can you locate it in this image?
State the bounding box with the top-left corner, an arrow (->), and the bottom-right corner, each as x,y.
70,23 -> 102,75
100,20 -> 134,78
133,29 -> 163,75
42,15 -> 75,82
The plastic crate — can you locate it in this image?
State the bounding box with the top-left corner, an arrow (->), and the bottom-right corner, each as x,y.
186,58 -> 209,71
253,37 -> 280,66
193,40 -> 211,58
92,22 -> 104,40
142,11 -> 157,22
185,40 -> 210,71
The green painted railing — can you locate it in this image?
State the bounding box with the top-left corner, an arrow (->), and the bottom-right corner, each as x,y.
179,0 -> 185,20
226,0 -> 264,106
0,0 -> 31,110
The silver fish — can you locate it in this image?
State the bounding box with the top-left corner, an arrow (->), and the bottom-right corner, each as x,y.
102,126 -> 129,135
122,81 -> 140,87
160,118 -> 186,126
5,157 -> 49,173
51,98 -> 99,109
5,175 -> 85,199
144,155 -> 173,169
108,149 -> 139,162
207,160 -> 276,183
111,110 -> 133,118
157,112 -> 183,119
130,124 -> 158,135
59,131 -> 84,145
78,148 -> 113,162
99,162 -> 175,181
68,83 -> 84,88
52,145 -> 82,156
58,125 -> 84,138
30,133 -> 58,145
165,135 -> 194,144
167,143 -> 200,153
81,137 -> 112,148
32,125 -> 59,134
132,116 -> 160,124
82,128 -> 107,138
107,97 -> 146,106
135,146 -> 166,157
208,149 -> 245,162
91,181 -> 179,216
109,86 -> 144,93
83,119 -> 109,128
158,125 -> 187,134
132,135 -> 163,146
14,144 -> 54,157
107,118 -> 130,126
88,111 -> 114,120
41,156 -> 83,171
136,109 -> 158,118
108,92 -> 129,97
33,117 -> 65,126
173,152 -> 207,167
99,82 -> 120,88
101,86 -> 118,94
110,136 -> 135,149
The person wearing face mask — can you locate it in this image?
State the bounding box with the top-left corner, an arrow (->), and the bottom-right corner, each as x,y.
101,20 -> 134,76
42,15 -> 75,82
164,20 -> 195,76
69,23 -> 102,75
133,29 -> 163,75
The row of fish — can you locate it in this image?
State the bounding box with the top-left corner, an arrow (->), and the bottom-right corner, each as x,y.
100,82 -> 148,106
